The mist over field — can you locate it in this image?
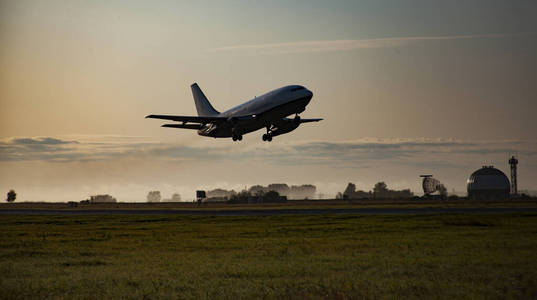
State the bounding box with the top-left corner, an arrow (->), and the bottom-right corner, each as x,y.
1,135 -> 535,202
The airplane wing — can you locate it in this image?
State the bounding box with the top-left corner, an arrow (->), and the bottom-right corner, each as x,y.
145,114 -> 226,124
161,124 -> 203,129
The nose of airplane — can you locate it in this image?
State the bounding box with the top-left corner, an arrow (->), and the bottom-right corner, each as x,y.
306,89 -> 313,98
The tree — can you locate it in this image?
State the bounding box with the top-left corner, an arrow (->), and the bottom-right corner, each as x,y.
373,182 -> 388,194
248,185 -> 267,195
146,191 -> 161,202
264,190 -> 280,202
6,190 -> 16,202
228,190 -> 251,204
343,183 -> 356,198
170,193 -> 181,202
267,183 -> 290,196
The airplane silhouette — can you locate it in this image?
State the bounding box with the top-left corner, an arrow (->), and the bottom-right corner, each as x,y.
146,83 -> 322,142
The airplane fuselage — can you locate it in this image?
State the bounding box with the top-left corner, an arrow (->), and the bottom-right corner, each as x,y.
198,85 -> 313,138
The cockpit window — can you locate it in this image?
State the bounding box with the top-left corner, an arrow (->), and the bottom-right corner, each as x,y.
291,87 -> 305,92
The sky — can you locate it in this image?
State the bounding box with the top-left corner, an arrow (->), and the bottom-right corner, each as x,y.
1,0 -> 536,201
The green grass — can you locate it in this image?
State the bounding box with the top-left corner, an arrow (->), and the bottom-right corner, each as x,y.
1,214 -> 537,299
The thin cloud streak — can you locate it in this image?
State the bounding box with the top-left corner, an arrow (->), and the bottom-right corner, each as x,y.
210,32 -> 537,55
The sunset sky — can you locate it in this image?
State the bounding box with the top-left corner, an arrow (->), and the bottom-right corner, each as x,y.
1,0 -> 536,201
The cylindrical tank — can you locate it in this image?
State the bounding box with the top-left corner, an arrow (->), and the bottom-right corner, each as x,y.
467,166 -> 510,200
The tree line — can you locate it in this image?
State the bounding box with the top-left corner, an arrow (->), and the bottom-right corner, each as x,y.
336,182 -> 414,200
206,184 -> 316,200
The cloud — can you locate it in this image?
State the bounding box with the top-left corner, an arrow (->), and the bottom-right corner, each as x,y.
1,136 -> 535,169
11,137 -> 77,145
209,32 -> 536,55
0,137 -> 80,162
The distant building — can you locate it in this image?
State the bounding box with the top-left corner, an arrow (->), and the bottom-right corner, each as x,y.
207,188 -> 235,199
467,166 -> 510,200
89,194 -> 117,203
196,190 -> 206,199
509,155 -> 518,196
204,196 -> 228,203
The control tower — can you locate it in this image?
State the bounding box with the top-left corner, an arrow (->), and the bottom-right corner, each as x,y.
509,155 -> 518,196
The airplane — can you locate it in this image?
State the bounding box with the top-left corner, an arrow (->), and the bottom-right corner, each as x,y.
146,83 -> 322,142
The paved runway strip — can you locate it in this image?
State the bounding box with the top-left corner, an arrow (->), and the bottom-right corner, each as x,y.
1,207 -> 537,215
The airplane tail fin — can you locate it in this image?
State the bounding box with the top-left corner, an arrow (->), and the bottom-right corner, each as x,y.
191,83 -> 220,116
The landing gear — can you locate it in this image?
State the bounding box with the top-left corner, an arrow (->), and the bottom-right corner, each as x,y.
262,126 -> 273,142
231,127 -> 242,141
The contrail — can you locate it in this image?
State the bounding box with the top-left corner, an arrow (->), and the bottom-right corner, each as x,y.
209,32 -> 536,55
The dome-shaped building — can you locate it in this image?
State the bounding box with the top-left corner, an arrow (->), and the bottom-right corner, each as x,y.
467,166 -> 510,200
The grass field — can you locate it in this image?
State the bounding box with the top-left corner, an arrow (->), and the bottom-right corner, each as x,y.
1,213 -> 537,299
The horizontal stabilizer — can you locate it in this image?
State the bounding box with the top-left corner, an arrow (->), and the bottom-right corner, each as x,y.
162,124 -> 203,130
299,118 -> 323,123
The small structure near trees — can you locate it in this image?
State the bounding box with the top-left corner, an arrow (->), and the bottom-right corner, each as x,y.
89,194 -> 117,203
170,193 -> 181,202
6,190 -> 16,202
196,190 -> 207,205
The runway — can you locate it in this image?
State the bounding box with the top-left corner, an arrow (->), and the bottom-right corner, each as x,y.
1,207 -> 537,216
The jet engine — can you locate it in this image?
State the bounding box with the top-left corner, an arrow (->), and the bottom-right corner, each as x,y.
270,116 -> 300,137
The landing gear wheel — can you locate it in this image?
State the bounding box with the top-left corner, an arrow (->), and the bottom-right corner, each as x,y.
232,136 -> 237,141
266,134 -> 272,142
237,135 -> 242,141
262,134 -> 267,141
